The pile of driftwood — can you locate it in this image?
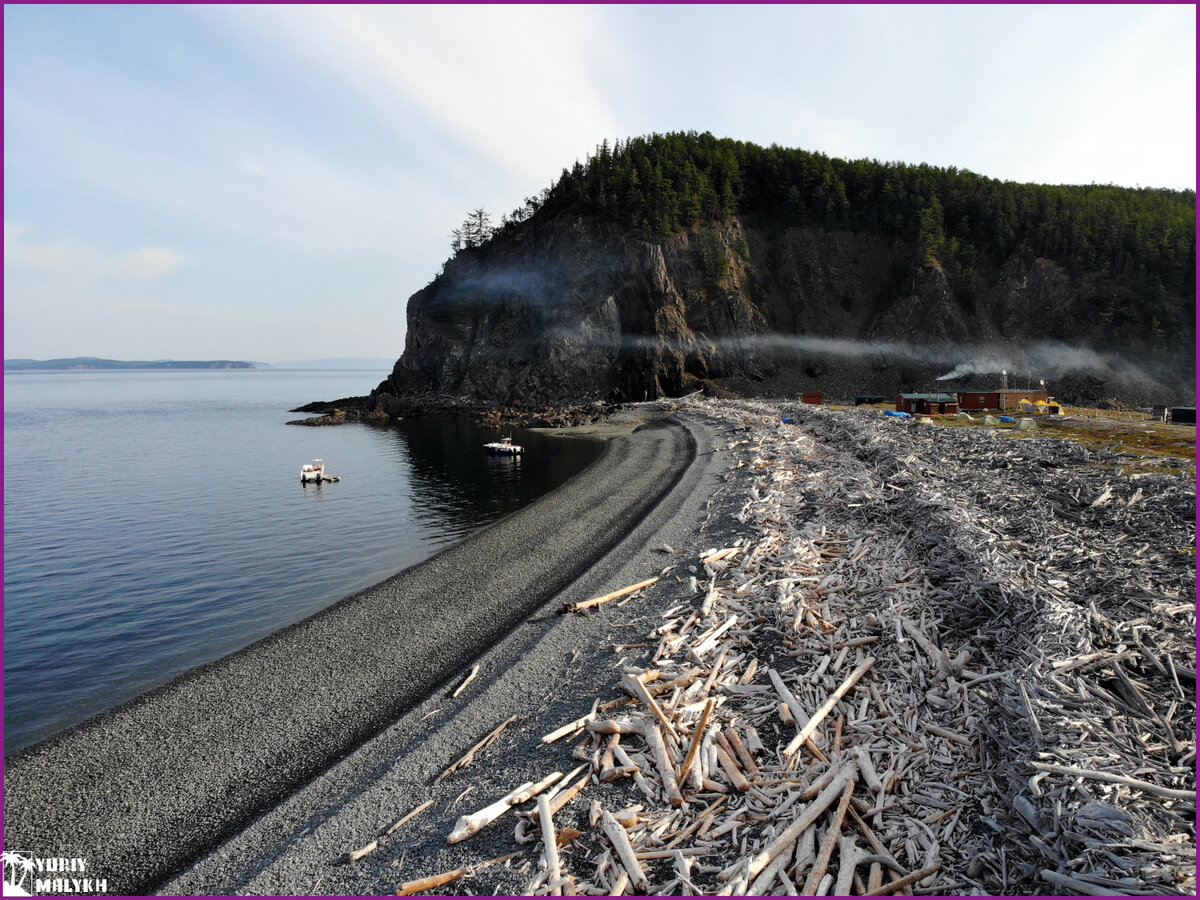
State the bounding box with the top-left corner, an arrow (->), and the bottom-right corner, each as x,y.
394,397 -> 1194,896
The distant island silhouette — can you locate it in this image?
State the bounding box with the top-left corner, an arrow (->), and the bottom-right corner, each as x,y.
4,357 -> 256,371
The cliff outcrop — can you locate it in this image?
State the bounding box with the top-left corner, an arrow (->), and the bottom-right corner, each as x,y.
371,213 -> 1193,411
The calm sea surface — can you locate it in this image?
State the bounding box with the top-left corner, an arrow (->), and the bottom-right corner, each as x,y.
2,369 -> 600,753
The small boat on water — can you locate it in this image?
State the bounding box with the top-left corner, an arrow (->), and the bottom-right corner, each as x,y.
300,459 -> 339,483
484,436 -> 524,455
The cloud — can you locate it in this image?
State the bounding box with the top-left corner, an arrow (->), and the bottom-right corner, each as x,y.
108,247 -> 186,281
5,224 -> 185,282
5,223 -> 98,272
216,5 -> 622,192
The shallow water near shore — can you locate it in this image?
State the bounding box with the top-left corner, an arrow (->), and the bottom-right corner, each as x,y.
2,369 -> 600,753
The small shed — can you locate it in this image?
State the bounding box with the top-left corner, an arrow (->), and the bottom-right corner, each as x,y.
896,393 -> 960,415
855,395 -> 887,406
956,391 -> 1000,411
1169,407 -> 1196,425
800,392 -> 823,406
955,389 -> 1049,411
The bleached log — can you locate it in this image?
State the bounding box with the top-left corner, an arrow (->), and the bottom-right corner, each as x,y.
714,743 -> 750,793
900,618 -> 948,679
701,547 -> 741,564
613,743 -> 656,801
345,840 -> 377,863
1029,762 -> 1196,801
715,859 -> 751,896
861,862 -> 942,895
537,794 -> 563,896
601,809 -> 650,893
632,847 -> 709,859
783,657 -> 875,757
646,668 -> 703,697
613,805 -> 641,828
768,667 -> 827,757
567,577 -> 659,613
922,721 -> 972,747
855,748 -> 884,793
673,849 -> 694,897
800,776 -> 857,894
641,720 -> 684,807
587,716 -> 646,735
743,761 -> 858,880
451,663 -> 481,698
700,647 -> 729,697
447,772 -> 563,843
1039,868 -> 1132,896
833,836 -> 861,897
434,714 -> 517,785
395,851 -> 520,895
599,764 -> 640,783
448,782 -> 531,844
384,798 -> 433,836
621,674 -> 679,739
678,697 -> 714,784
532,765 -> 590,821
746,853 -> 788,895
543,707 -> 599,744
725,726 -> 760,775
396,866 -> 471,896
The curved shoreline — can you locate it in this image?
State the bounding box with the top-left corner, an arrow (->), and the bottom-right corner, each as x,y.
3,411 -> 696,895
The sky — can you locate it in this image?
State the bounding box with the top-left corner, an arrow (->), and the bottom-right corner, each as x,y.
4,4 -> 1195,363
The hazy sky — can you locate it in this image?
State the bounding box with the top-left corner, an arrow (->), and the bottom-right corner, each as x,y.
4,4 -> 1195,362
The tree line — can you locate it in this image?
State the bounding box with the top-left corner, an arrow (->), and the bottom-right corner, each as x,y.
454,131 -> 1194,304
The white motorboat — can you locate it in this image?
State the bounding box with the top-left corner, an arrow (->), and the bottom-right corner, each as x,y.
300,459 -> 325,483
483,436 -> 523,455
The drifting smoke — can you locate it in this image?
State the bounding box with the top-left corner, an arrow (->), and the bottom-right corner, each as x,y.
549,328 -> 1131,381
544,324 -> 1181,399
935,342 -> 1147,382
550,329 -> 963,363
936,356 -> 1019,381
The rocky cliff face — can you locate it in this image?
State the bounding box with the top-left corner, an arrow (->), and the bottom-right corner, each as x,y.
372,214 -> 1194,411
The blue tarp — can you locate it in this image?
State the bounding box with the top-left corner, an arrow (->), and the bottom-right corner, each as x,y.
884,410 -> 911,418
998,416 -> 1015,423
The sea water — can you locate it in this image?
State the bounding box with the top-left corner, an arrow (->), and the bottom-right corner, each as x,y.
2,369 -> 600,752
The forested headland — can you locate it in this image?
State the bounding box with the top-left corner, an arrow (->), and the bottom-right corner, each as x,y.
379,132 -> 1194,411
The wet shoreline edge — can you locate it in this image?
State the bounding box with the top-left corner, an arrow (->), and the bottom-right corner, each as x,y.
3,407 -> 695,895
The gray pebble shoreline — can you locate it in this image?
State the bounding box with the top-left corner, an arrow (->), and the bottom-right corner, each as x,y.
4,404 -> 745,896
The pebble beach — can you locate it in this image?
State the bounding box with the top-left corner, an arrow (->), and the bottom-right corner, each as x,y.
5,398 -> 1194,896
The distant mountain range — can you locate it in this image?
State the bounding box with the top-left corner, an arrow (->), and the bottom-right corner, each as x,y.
5,357 -> 396,372
5,357 -> 256,371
